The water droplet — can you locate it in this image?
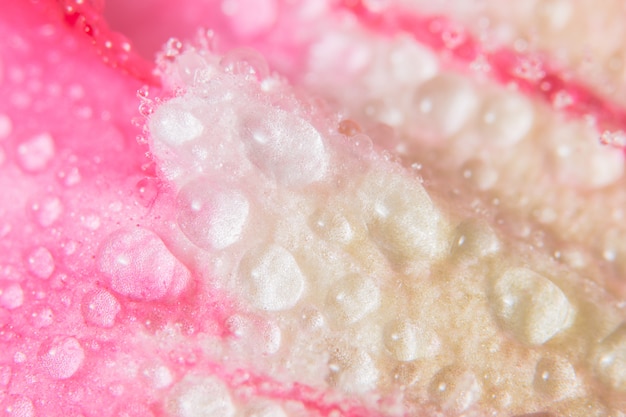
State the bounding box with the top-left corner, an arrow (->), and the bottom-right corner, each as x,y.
81,289 -> 120,328
351,133 -> 373,154
220,47 -> 270,81
441,26 -> 466,50
0,283 -> 24,310
0,114 -> 13,140
80,213 -> 101,230
514,57 -> 545,81
599,130 -> 626,148
167,376 -> 235,417
326,274 -> 380,326
142,363 -> 173,389
239,245 -> 305,311
429,367 -> 481,413
491,267 -> 573,345
177,51 -> 209,85
26,246 -> 55,279
32,307 -> 54,328
149,97 -> 204,147
57,166 -> 81,187
38,336 -> 85,380
163,38 -> 183,59
551,90 -> 573,109
177,181 -> 249,250
30,195 -> 63,227
4,395 -> 35,417
17,132 -> 55,172
13,352 -> 27,364
135,177 -> 159,207
97,228 -> 191,301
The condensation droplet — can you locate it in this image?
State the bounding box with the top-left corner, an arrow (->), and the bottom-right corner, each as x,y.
0,283 -> 24,310
30,196 -> 63,227
135,177 -> 159,207
17,132 -> 55,172
26,246 -> 55,279
220,47 -> 270,81
0,114 -> 13,140
38,336 -> 85,380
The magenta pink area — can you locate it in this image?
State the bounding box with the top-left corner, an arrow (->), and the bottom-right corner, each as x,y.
340,0 -> 626,141
0,1 -> 234,415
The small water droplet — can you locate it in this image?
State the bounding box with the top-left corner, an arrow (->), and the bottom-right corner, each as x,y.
351,133 -> 373,153
441,26 -> 466,50
135,177 -> 159,207
17,132 -> 55,172
551,90 -> 573,109
57,166 -> 81,186
38,336 -> 85,380
4,395 -> 35,417
220,47 -> 269,81
139,101 -> 155,117
13,352 -> 27,364
26,246 -> 55,279
0,114 -> 13,140
30,195 -> 63,227
32,307 -> 54,328
163,38 -> 183,58
80,213 -> 101,230
514,57 -> 545,81
0,283 -> 24,310
599,130 -> 626,148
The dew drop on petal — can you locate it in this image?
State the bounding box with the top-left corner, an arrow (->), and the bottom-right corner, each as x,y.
81,289 -> 121,328
26,246 -> 55,279
38,336 -> 85,380
0,283 -> 24,310
17,132 -> 55,173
